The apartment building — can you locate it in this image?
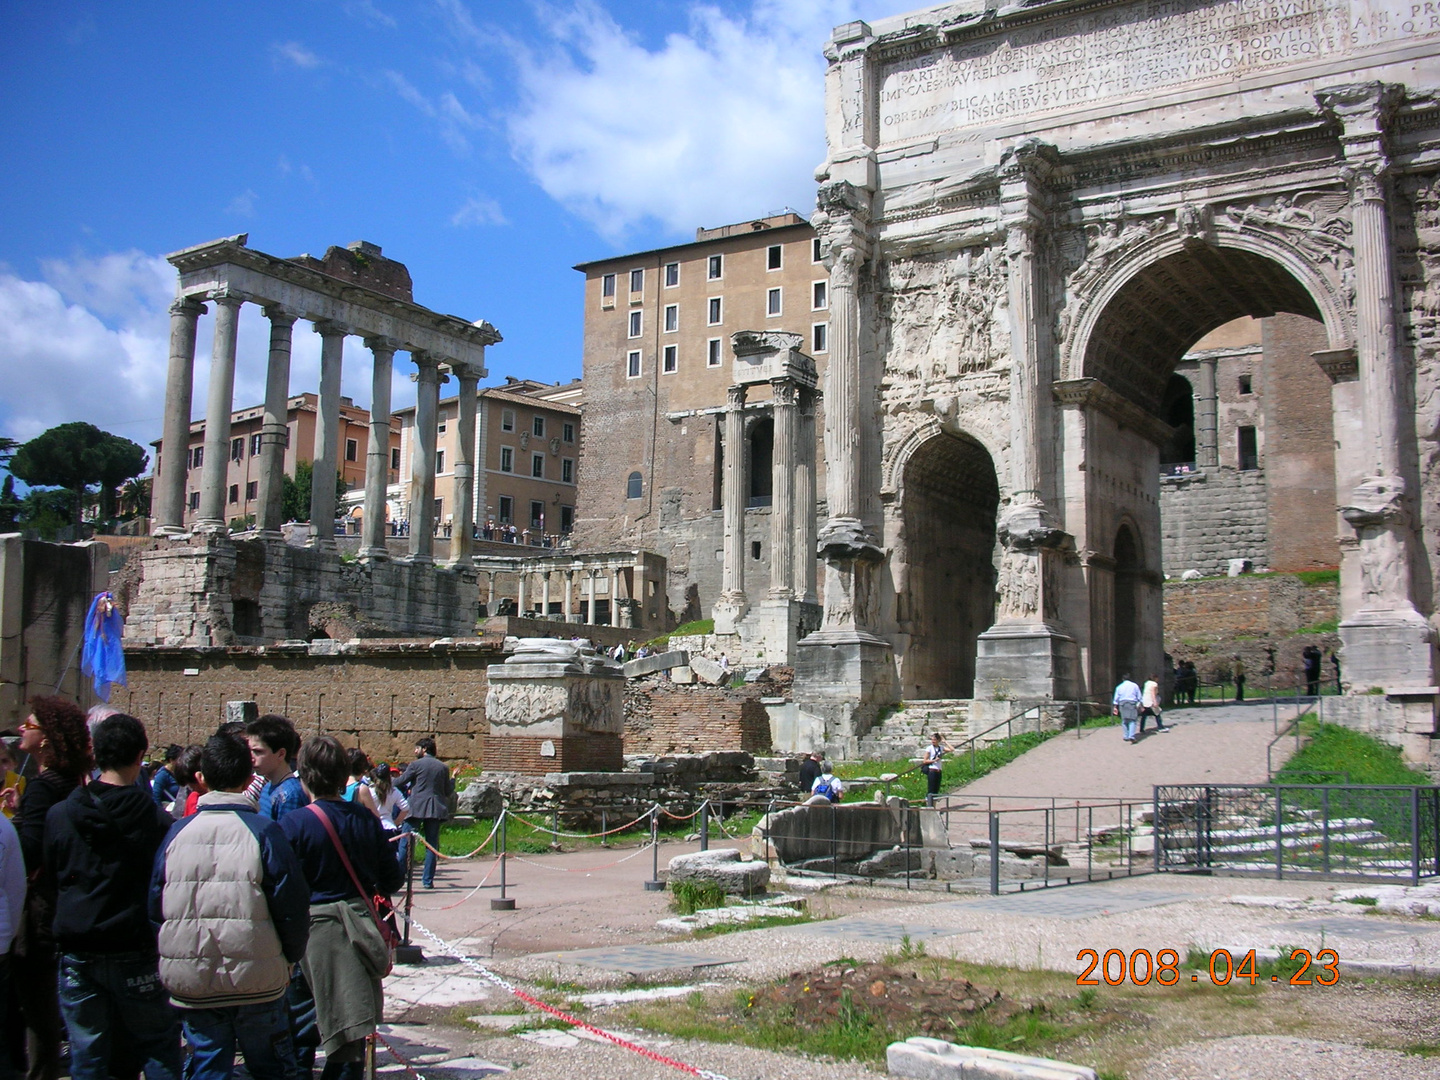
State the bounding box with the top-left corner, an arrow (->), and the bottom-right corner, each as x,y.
155,393 -> 399,529
393,377 -> 582,537
572,211 -> 827,618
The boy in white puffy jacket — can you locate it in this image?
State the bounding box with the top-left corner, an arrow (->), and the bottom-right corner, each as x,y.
149,733 -> 310,1080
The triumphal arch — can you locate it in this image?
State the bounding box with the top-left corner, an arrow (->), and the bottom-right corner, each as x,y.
792,0 -> 1440,752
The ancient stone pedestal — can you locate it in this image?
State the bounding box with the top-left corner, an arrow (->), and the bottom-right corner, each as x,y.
793,633 -> 897,757
972,624 -> 1079,700
484,638 -> 625,774
741,598 -> 822,666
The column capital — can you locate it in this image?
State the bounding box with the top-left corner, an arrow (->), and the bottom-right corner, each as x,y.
312,319 -> 348,339
170,296 -> 207,318
770,377 -> 799,407
1317,82 -> 1402,168
411,350 -> 443,373
726,383 -> 747,408
1340,161 -> 1388,203
263,305 -> 298,327
207,290 -> 246,311
364,336 -> 400,357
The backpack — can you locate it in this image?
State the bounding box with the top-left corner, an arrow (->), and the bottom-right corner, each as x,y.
813,775 -> 840,803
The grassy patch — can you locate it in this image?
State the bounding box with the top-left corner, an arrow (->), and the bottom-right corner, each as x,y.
834,729 -> 1054,803
670,880 -> 727,915
1294,619 -> 1340,635
1275,722 -> 1433,786
1295,568 -> 1341,586
1342,895 -> 1379,906
690,912 -> 812,938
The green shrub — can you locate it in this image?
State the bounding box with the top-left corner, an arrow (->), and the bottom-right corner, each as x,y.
671,879 -> 727,915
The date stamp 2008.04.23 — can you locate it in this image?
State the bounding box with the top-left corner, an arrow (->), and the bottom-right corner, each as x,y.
1077,948 -> 1341,987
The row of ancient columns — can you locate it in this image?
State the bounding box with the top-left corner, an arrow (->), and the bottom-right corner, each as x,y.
717,376 -> 819,620
483,567 -> 632,626
153,296 -> 483,566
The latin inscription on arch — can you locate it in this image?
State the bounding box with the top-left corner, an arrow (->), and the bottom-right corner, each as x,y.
878,0 -> 1440,142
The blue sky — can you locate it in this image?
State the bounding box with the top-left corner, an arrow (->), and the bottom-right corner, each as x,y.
0,0 -> 894,458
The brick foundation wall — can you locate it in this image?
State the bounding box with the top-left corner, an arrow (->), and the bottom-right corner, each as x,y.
120,640 -> 504,762
479,733 -> 624,774
624,682 -> 772,754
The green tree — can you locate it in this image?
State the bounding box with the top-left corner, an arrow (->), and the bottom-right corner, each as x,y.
8,422 -> 148,527
0,437 -> 17,469
279,461 -> 348,525
0,475 -> 19,531
16,488 -> 76,540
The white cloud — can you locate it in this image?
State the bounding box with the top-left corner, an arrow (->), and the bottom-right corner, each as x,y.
383,70 -> 485,155
450,194 -> 507,228
500,0 -> 889,242
227,189 -> 258,216
343,0 -> 397,29
273,40 -> 323,69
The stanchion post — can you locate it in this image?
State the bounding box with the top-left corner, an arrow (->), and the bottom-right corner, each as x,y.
395,823 -> 425,964
988,811 -> 1000,896
644,805 -> 665,891
699,800 -> 710,852
365,1032 -> 377,1080
492,808 -> 516,910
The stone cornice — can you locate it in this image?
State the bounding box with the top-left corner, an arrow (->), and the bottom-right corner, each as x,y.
1313,347 -> 1360,383
1052,377 -> 1175,446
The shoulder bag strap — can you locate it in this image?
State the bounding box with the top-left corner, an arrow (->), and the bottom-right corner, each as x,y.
305,802 -> 388,932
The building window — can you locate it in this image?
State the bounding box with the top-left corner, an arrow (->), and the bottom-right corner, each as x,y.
767,244 -> 782,270
562,457 -> 574,483
531,453 -> 544,478
228,484 -> 239,505
601,273 -> 615,299
664,262 -> 679,287
245,480 -> 258,500
436,449 -> 445,474
1238,426 -> 1259,470
250,433 -> 263,456
188,491 -> 200,511
533,415 -> 545,438
664,304 -> 678,333
707,338 -> 722,367
812,322 -> 828,353
626,471 -> 643,499
437,421 -> 446,435
391,447 -> 401,471
767,287 -> 782,316
628,310 -> 642,338
497,495 -> 513,524
560,505 -> 574,533
530,500 -> 545,529
433,498 -> 443,524
707,254 -> 723,280
190,447 -> 203,470
662,344 -> 678,374
751,540 -> 762,560
500,447 -> 513,473
812,237 -> 823,262
1238,374 -> 1253,394
230,437 -> 243,463
629,268 -> 644,293
627,350 -> 642,378
563,422 -> 575,443
345,438 -> 358,462
812,281 -> 828,310
501,409 -> 515,432
707,297 -> 722,325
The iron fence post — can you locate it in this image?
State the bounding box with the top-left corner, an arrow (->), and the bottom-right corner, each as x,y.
1433,789 -> 1439,877
643,805 -> 664,892
989,811 -> 1000,896
492,808 -> 516,910
699,800 -> 709,852
1275,786 -> 1284,881
1322,787 -> 1330,875
1153,786 -> 1162,873
1412,787 -> 1422,888
831,800 -> 838,880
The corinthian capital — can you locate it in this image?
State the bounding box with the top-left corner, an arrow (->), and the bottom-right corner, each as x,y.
1317,82 -> 1402,162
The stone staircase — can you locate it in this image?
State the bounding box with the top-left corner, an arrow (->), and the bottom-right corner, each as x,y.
1158,805 -> 1409,873
855,699 -> 972,761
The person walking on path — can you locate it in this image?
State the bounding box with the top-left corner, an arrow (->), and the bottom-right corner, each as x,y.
151,733 -> 310,1080
1232,655 -> 1246,702
396,738 -> 453,889
1113,674 -> 1143,744
1303,645 -> 1323,698
796,751 -> 823,797
281,738 -> 403,1080
1139,677 -> 1170,734
919,733 -> 956,806
44,713 -> 181,1080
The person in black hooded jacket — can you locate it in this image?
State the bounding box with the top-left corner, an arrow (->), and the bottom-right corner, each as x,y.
44,713 -> 181,1080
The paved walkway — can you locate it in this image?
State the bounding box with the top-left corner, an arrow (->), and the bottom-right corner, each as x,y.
954,700 -> 1302,802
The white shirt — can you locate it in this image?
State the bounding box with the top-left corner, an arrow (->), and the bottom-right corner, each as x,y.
1142,680 -> 1160,709
0,814 -> 24,949
812,774 -> 844,797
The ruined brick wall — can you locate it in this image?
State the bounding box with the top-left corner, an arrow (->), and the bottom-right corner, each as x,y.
623,681 -> 772,755
119,641 -> 503,762
1159,468 -> 1268,577
478,733 -> 623,775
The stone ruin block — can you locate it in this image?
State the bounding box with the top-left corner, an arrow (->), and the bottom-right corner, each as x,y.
667,847 -> 770,896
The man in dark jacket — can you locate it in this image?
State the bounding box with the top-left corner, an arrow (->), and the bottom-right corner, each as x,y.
44,714 -> 180,1080
397,737 -> 453,889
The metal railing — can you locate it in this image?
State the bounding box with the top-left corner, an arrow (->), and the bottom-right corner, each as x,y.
1154,782 -> 1440,884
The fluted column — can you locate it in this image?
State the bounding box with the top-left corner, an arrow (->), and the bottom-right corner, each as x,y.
359,339 -> 396,559
769,379 -> 798,598
1196,357 -> 1219,468
307,323 -> 346,548
586,572 -> 597,625
449,366 -> 479,567
563,570 -> 574,621
517,570 -> 527,614
195,294 -> 243,530
409,352 -> 441,563
714,384 -> 749,633
541,572 -> 551,619
253,309 -> 296,536
486,572 -> 496,611
610,569 -> 621,626
793,389 -> 818,603
154,297 -> 205,534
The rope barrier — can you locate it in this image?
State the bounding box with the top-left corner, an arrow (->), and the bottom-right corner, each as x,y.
408,854 -> 503,911
509,842 -> 655,872
506,808 -> 654,840
373,1029 -> 428,1080
401,816 -> 504,860
409,919 -> 732,1080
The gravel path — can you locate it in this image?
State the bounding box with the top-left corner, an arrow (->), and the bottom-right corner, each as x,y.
1137,1035 -> 1440,1079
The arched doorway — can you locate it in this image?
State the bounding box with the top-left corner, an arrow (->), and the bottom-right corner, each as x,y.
899,431 -> 999,699
1113,524 -> 1142,682
1159,374 -> 1195,468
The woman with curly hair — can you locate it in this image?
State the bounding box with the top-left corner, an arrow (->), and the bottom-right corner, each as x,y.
14,695 -> 93,1080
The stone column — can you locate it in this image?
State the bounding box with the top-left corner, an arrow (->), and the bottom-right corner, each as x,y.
195,294 -> 243,531
449,366 -> 479,566
586,571 -> 597,625
974,140 -> 1078,702
1318,82 -> 1434,688
1196,357 -> 1219,468
541,571 -> 551,619
563,570 -> 574,621
769,379 -> 797,599
486,572 -> 497,611
307,322 -> 346,548
254,308 -> 296,536
153,297 -> 205,534
359,338 -> 396,560
517,569 -> 527,615
409,352 -> 441,563
714,383 -> 749,633
610,569 -> 621,626
793,389 -> 818,604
